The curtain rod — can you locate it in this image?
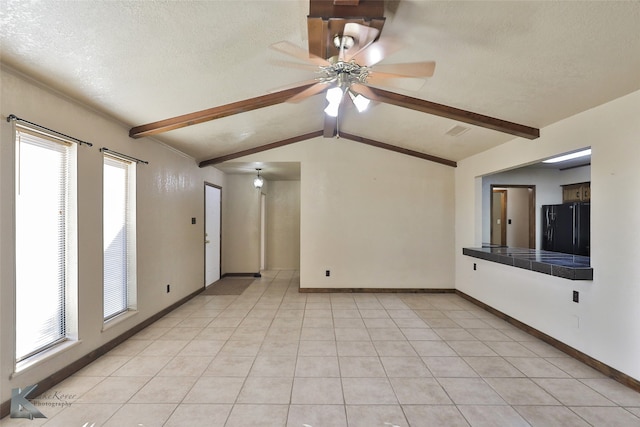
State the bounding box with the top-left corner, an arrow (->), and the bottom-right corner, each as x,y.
6,114 -> 93,147
100,147 -> 149,165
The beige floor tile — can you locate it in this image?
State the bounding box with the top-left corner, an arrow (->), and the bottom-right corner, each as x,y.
484,378 -> 561,405
422,356 -> 479,378
225,404 -> 288,427
334,327 -> 371,341
291,377 -> 344,404
360,309 -> 391,319
287,404 -> 347,427
336,340 -> 377,356
390,377 -> 452,404
401,327 -> 441,340
519,339 -> 569,357
533,378 -> 616,406
195,326 -> 235,340
424,318 -> 461,328
333,317 -> 366,328
380,356 -> 432,378
182,376 -> 245,404
411,340 -> 457,357
485,341 -> 539,357
249,355 -> 296,377
434,328 -> 478,341
202,354 -> 254,377
164,404 -> 231,427
514,405 -> 591,427
298,340 -> 337,356
374,340 -> 418,357
259,339 -> 299,356
34,403 -> 122,427
346,404 -> 409,427
76,376 -> 150,403
339,356 -> 387,377
467,328 -> 512,342
363,318 -> 397,328
303,316 -> 334,328
157,355 -> 213,377
448,340 -> 498,357
218,339 -> 262,356
580,378 -> 640,406
393,318 -> 430,328
367,328 -> 407,341
107,339 -> 153,356
75,355 -> 132,377
102,403 -> 176,427
505,357 -> 571,378
437,378 -> 506,405
457,404 -> 530,427
178,339 -> 225,357
158,326 -> 203,340
342,377 -> 398,404
111,356 -> 172,377
403,404 -> 469,427
332,309 -> 361,318
236,377 -> 293,404
130,376 -> 197,403
230,326 -> 268,341
546,357 -> 608,378
569,406 -> 640,427
300,327 -> 335,340
295,356 -> 340,377
463,356 -> 524,378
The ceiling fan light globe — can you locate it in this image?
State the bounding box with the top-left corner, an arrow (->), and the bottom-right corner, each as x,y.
324,102 -> 340,117
351,93 -> 370,112
326,86 -> 344,104
333,35 -> 355,50
254,176 -> 264,188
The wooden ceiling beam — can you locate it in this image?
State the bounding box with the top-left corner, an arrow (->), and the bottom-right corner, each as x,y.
198,129 -> 457,169
198,131 -> 323,167
129,83 -> 315,139
366,86 -> 540,140
340,132 -> 457,167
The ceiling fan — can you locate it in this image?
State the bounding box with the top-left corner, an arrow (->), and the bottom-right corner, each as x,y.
271,22 -> 436,120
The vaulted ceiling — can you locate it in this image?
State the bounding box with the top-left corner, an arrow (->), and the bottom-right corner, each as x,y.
1,1 -> 639,170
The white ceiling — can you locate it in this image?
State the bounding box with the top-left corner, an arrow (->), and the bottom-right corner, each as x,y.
1,1 -> 639,173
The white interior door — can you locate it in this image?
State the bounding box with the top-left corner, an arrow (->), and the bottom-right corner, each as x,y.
205,184 -> 221,286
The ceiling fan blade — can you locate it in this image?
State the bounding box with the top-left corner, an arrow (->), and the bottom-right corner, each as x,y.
287,82 -> 330,103
350,83 -> 379,101
366,73 -> 427,92
372,61 -> 436,78
341,23 -> 380,62
270,41 -> 330,66
351,38 -> 404,67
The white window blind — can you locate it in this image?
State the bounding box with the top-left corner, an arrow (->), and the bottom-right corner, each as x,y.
103,155 -> 134,320
15,128 -> 70,361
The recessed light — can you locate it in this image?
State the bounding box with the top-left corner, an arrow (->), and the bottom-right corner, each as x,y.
543,149 -> 591,163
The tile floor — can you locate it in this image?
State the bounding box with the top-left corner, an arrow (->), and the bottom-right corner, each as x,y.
3,270 -> 640,426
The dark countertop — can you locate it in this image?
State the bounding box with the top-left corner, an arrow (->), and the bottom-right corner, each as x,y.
463,246 -> 593,281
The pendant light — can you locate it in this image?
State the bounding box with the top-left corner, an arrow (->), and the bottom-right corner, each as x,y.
253,168 -> 264,189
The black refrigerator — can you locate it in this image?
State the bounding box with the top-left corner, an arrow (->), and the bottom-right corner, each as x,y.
541,202 -> 590,256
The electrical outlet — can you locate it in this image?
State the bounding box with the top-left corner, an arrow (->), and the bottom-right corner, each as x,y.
191,217 -> 196,224
167,284 -> 171,293
325,270 -> 330,277
573,290 -> 579,303
473,263 -> 477,271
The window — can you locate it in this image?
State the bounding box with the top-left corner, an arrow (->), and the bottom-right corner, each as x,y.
103,154 -> 136,321
15,126 -> 76,362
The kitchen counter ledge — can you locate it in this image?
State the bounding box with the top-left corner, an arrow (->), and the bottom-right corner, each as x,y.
463,246 -> 593,281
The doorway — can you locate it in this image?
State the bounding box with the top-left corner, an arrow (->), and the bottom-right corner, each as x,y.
490,185 -> 536,249
205,183 -> 221,287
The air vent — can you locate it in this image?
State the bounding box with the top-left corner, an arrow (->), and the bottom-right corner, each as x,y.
445,125 -> 470,137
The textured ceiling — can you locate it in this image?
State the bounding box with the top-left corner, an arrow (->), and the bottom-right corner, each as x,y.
1,1 -> 639,169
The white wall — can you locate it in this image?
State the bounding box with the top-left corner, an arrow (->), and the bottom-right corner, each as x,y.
266,180 -> 300,270
456,90 -> 640,381
0,67 -> 225,403
231,137 -> 456,289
